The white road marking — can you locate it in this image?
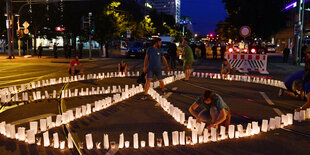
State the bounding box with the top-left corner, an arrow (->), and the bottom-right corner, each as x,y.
259,92 -> 275,105
165,87 -> 178,98
273,108 -> 284,116
259,92 -> 284,116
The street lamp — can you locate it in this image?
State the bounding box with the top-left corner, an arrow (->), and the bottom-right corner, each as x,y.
88,12 -> 92,60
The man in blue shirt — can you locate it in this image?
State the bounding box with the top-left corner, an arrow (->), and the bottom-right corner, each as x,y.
189,90 -> 231,129
279,70 -> 305,98
142,38 -> 170,100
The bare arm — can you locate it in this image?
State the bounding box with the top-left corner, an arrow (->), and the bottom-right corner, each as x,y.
296,93 -> 310,111
162,56 -> 170,71
189,102 -> 200,120
118,64 -> 120,72
214,109 -> 227,125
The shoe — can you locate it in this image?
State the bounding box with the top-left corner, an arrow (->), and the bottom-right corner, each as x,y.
278,89 -> 283,96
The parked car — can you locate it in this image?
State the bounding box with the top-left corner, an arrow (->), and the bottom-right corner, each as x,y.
267,45 -> 276,53
126,41 -> 146,58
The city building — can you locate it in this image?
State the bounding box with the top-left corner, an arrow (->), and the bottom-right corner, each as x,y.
144,0 -> 181,23
274,0 -> 310,52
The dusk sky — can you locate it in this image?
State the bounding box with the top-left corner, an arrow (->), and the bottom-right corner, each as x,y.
181,0 -> 227,35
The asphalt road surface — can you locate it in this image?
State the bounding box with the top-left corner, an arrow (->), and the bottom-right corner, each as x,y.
0,54 -> 309,155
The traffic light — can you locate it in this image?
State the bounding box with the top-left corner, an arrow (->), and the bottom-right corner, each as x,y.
91,29 -> 95,34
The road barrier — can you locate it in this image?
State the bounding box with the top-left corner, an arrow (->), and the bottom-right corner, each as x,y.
225,53 -> 269,74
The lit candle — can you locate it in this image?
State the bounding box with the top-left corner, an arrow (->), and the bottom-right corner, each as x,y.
110,141 -> 116,149
17,127 -> 25,141
30,121 -> 38,134
269,118 -> 276,130
85,134 -> 93,150
140,141 -> 146,148
261,120 -> 268,132
157,138 -> 162,147
119,133 -> 124,149
228,125 -> 235,139
104,134 -> 109,150
275,117 -> 281,129
185,136 -> 191,145
162,131 -> 169,146
53,133 -> 59,148
125,141 -> 130,148
148,132 -> 155,147
287,113 -> 293,125
203,129 -> 209,143
192,129 -> 198,144
43,131 -> 50,147
26,130 -> 35,144
68,133 -> 73,149
211,127 -> 217,142
133,133 -> 139,149
172,131 -> 179,145
60,141 -> 65,149
40,119 -> 47,132
180,131 -> 185,145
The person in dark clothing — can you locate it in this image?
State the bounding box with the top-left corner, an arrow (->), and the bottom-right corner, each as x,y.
22,41 -> 27,56
53,43 -> 58,58
168,40 -> 177,69
68,43 -> 72,58
78,42 -> 83,59
301,45 -> 307,62
64,42 -> 68,58
212,44 -> 218,59
118,60 -> 128,73
38,43 -> 43,58
199,42 -> 206,60
220,44 -> 226,60
105,41 -> 109,58
283,45 -> 290,63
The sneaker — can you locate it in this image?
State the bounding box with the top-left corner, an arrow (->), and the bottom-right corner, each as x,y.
278,89 -> 283,96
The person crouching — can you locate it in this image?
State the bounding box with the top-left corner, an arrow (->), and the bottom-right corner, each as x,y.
189,90 -> 231,129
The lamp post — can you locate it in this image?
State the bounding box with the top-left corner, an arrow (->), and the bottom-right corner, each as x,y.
88,12 -> 92,60
6,0 -> 14,59
15,14 -> 21,56
294,0 -> 305,65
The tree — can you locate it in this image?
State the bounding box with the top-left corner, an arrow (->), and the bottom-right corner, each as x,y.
216,0 -> 287,41
0,1 -> 6,37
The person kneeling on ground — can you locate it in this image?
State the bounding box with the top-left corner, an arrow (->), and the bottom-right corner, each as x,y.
68,56 -> 84,76
279,70 -> 305,99
118,60 -> 128,73
189,90 -> 231,129
221,59 -> 235,77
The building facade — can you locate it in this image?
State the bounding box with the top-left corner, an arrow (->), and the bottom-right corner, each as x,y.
275,0 -> 310,52
144,0 -> 181,23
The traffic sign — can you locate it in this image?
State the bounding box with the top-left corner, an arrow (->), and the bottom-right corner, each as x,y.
240,26 -> 251,38
23,21 -> 29,28
24,29 -> 29,34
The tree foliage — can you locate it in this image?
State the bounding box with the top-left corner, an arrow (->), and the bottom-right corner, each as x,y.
216,0 -> 287,41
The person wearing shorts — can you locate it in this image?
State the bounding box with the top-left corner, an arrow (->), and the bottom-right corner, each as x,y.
182,39 -> 194,81
189,90 -> 231,129
142,38 -> 170,100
